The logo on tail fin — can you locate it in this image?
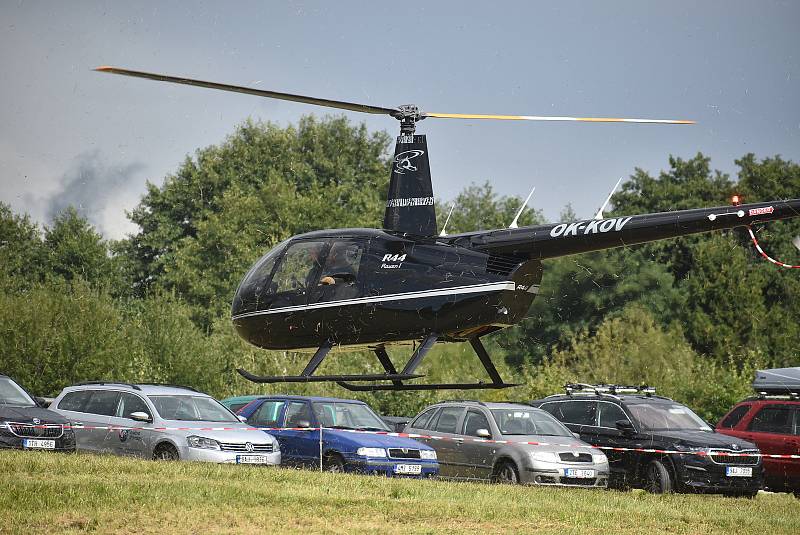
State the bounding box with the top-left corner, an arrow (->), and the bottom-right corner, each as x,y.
394,150 -> 425,174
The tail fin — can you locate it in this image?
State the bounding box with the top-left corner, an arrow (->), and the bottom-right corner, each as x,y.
383,134 -> 437,236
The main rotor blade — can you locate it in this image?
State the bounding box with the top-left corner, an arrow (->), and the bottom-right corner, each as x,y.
94,66 -> 397,116
423,112 -> 694,124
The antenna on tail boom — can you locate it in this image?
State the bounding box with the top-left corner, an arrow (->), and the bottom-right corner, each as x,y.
594,177 -> 624,220
509,186 -> 536,229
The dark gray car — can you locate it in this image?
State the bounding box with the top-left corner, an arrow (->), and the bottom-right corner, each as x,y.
404,400 -> 609,487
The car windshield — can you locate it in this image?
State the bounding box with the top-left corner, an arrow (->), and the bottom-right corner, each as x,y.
491,408 -> 571,437
0,377 -> 36,407
148,395 -> 238,422
626,403 -> 712,432
312,402 -> 390,431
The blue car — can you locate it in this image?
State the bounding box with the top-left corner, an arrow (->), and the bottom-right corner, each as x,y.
239,396 -> 439,478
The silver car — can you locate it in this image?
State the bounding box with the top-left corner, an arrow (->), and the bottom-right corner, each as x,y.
405,401 -> 609,487
50,382 -> 280,465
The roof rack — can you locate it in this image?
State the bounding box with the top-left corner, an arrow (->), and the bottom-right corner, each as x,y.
564,383 -> 656,396
751,392 -> 800,401
74,381 -> 142,390
437,399 -> 487,406
137,383 -> 200,393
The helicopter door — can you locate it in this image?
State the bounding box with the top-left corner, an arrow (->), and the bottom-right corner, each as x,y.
308,240 -> 365,305
268,240 -> 330,310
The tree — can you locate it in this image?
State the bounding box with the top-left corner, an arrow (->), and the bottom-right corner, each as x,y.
43,207 -> 114,287
0,202 -> 46,291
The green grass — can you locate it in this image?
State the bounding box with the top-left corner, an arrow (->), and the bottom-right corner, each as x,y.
1,451 -> 798,534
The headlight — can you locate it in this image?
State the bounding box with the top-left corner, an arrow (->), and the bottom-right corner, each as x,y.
356,447 -> 386,457
530,451 -> 559,463
420,449 -> 437,460
187,435 -> 221,450
675,444 -> 708,454
591,453 -> 607,464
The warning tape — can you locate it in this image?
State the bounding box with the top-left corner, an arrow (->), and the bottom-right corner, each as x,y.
747,226 -> 800,269
7,423 -> 800,459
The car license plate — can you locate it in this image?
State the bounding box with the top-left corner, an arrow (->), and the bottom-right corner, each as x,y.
564,468 -> 595,478
23,439 -> 56,449
236,454 -> 269,464
726,466 -> 753,477
394,463 -> 422,475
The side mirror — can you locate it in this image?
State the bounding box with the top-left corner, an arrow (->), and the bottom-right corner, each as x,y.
572,432 -> 581,440
34,396 -> 51,408
476,428 -> 491,439
129,411 -> 153,423
237,415 -> 248,423
615,419 -> 635,433
296,420 -> 311,429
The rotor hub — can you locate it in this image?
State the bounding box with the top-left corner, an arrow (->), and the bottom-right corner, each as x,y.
393,105 -> 424,134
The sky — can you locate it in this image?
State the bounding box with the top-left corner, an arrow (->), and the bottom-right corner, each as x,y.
1,1 -> 799,239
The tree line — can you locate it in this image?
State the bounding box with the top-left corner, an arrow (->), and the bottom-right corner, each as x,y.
1,115 -> 798,420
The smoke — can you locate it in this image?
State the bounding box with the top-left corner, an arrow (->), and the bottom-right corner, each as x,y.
46,151 -> 145,237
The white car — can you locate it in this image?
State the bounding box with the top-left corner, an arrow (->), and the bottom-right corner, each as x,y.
50,382 -> 280,465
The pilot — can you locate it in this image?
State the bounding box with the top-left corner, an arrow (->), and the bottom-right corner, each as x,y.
319,245 -> 358,286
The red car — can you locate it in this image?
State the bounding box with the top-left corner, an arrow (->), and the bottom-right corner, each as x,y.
716,398 -> 800,496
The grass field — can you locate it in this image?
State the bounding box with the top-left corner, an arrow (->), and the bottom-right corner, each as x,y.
1,451 -> 798,534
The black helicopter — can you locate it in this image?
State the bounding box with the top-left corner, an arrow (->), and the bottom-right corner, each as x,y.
96,66 -> 800,391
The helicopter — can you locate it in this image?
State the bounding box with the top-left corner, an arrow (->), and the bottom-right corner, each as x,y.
95,66 -> 800,391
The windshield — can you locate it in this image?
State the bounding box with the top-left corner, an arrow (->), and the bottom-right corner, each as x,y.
491,408 -> 572,437
0,377 -> 36,407
626,403 -> 712,432
312,402 -> 390,431
148,395 -> 238,422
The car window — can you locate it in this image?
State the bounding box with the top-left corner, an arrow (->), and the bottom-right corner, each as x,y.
116,393 -> 150,419
462,410 -> 491,437
284,401 -> 313,427
410,408 -> 437,430
57,390 -> 92,412
250,400 -> 283,427
490,408 -> 572,437
148,395 -> 238,422
84,390 -> 121,417
598,403 -> 629,428
434,407 -> 464,434
541,401 -> 597,426
719,405 -> 751,429
312,402 -> 389,431
626,403 -> 711,432
748,406 -> 793,435
0,377 -> 36,407
227,402 -> 250,413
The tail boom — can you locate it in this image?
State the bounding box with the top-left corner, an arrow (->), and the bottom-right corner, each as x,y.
452,199 -> 800,259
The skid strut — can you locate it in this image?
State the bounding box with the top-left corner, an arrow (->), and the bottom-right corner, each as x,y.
337,334 -> 519,391
236,340 -> 422,384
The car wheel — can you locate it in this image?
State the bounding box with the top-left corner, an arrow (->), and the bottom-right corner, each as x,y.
493,460 -> 520,485
644,460 -> 673,494
323,453 -> 345,473
153,443 -> 179,461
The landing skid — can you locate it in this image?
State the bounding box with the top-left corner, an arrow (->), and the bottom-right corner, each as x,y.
236,334 -> 518,391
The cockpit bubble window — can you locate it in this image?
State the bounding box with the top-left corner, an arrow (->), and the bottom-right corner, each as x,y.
272,241 -> 328,294
235,239 -> 289,313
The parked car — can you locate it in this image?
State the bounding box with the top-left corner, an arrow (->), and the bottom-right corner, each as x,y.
50,382 -> 280,465
0,374 -> 75,452
716,367 -> 800,496
404,400 -> 608,487
531,384 -> 763,496
220,394 -> 264,414
238,395 -> 438,477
